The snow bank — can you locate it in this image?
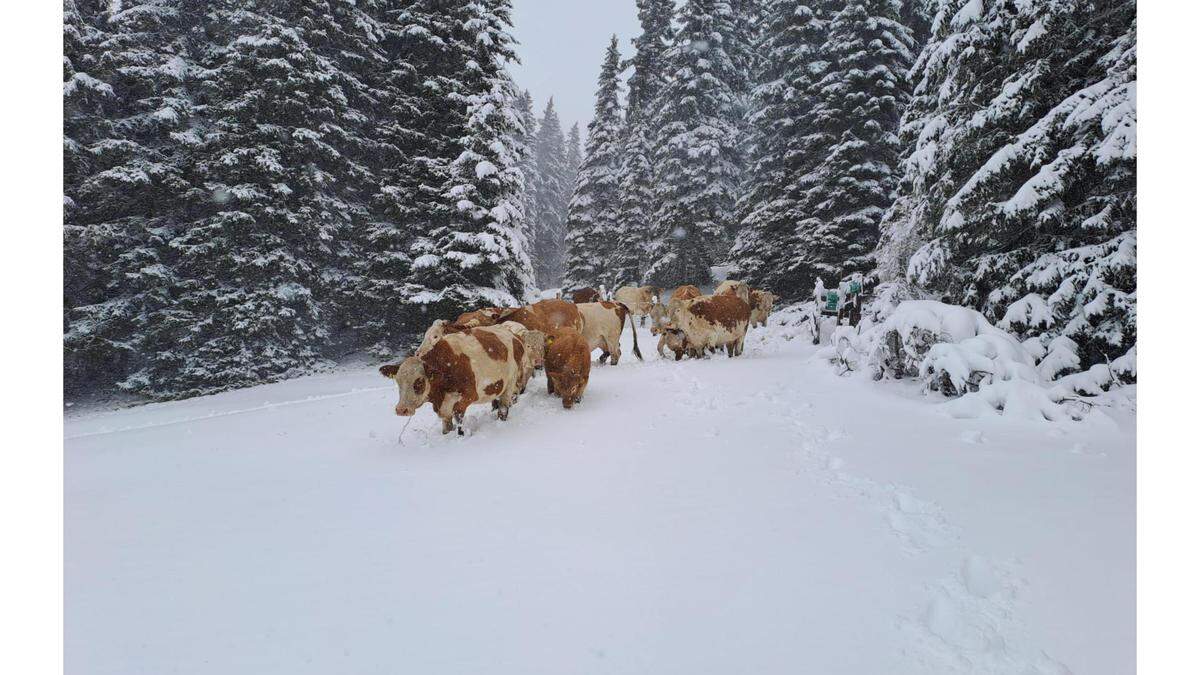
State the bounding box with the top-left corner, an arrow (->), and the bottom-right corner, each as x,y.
815,286 -> 1134,422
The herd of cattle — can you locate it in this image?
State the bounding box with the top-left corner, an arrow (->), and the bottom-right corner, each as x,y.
378,280 -> 778,435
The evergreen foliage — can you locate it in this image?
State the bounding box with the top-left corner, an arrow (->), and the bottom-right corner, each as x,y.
563,36 -> 626,290
642,0 -> 747,288
877,0 -> 1137,368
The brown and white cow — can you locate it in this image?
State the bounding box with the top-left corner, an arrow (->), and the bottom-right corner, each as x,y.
748,289 -> 777,328
379,327 -> 527,435
649,285 -> 702,335
613,285 -> 660,326
714,279 -> 751,304
671,294 -> 751,358
571,287 -> 602,304
544,329 -> 591,409
575,301 -> 643,365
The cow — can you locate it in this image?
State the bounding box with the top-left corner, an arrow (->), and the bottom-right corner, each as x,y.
571,287 -> 602,304
379,326 -> 527,435
749,289 -> 777,328
454,307 -> 506,328
528,298 -> 585,334
613,285 -> 660,326
415,319 -> 469,357
544,329 -> 591,409
673,294 -> 751,358
649,285 -> 702,335
715,279 -> 751,304
576,301 -> 643,365
670,284 -> 702,305
497,320 -> 546,373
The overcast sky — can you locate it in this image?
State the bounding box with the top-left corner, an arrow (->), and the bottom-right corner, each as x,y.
509,1 -> 642,135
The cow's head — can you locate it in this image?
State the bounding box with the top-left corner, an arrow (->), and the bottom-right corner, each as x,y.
379,356 -> 430,416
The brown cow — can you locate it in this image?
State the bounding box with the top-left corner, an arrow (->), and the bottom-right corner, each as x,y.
495,298 -> 584,339
673,294 -> 751,358
614,286 -> 660,326
715,280 -> 751,304
749,289 -> 777,328
544,329 -> 591,409
379,327 -> 527,435
670,284 -> 702,304
576,301 -> 643,364
571,287 -> 602,303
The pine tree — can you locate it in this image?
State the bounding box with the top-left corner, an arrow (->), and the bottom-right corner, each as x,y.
611,0 -> 674,286
879,0 -> 1136,368
515,90 -> 542,280
413,0 -> 535,309
564,122 -> 583,181
729,1 -> 834,297
564,36 -> 626,290
643,0 -> 744,288
349,0 -> 437,353
63,0 -> 197,394
530,97 -> 570,287
793,0 -> 915,289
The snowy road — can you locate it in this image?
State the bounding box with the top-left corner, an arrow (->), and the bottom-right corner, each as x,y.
65,322 -> 1135,674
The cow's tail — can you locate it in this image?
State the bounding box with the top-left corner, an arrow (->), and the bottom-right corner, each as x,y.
617,302 -> 643,361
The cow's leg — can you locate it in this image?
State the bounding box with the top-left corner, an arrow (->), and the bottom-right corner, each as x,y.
608,337 -> 621,365
547,377 -> 555,395
454,411 -> 465,436
440,416 -> 455,435
598,349 -> 610,364
674,349 -> 683,361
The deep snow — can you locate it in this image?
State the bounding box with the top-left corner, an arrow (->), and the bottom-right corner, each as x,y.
65,318 -> 1134,675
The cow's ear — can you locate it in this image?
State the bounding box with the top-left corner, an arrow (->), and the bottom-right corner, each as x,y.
379,363 -> 400,379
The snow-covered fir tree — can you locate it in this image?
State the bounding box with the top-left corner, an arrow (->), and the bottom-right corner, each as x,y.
349,0 -> 439,354
564,122 -> 583,182
643,0 -> 746,288
530,97 -> 571,287
729,1 -> 835,297
129,2 -> 384,397
514,89 -> 542,278
793,0 -> 915,289
563,36 -> 626,290
877,0 -> 1137,369
611,0 -> 675,287
63,0 -> 197,395
413,0 -> 535,309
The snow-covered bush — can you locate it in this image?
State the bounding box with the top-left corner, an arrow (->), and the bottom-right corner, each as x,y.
869,302 -> 1034,396
820,291 -> 1134,421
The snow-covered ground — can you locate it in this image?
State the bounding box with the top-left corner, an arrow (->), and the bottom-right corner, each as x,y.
65,318 -> 1134,675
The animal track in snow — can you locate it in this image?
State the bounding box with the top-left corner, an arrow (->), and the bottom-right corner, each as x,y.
900,556 -> 1072,674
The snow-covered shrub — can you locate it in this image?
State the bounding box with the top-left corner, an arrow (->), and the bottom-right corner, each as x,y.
1036,336 -> 1081,381
943,380 -> 1085,423
860,301 -> 1031,391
